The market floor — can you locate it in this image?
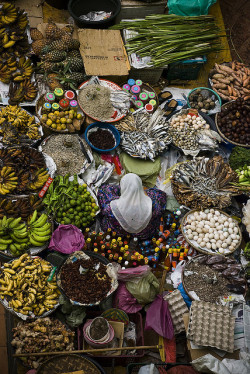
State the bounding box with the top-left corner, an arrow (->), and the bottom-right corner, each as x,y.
0,303 -> 8,374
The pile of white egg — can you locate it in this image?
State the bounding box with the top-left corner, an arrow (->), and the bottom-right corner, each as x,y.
170,113 -> 210,131
184,209 -> 241,254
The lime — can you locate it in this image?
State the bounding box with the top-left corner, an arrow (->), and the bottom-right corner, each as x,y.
64,218 -> 71,224
62,212 -> 66,217
69,208 -> 74,213
76,206 -> 81,212
70,199 -> 76,206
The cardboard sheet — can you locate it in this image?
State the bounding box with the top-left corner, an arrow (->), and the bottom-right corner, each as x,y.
78,29 -> 130,77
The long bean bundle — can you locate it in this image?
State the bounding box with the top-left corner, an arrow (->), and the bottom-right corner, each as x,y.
112,15 -> 223,67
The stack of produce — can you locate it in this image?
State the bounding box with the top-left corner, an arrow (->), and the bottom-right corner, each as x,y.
210,61 -> 250,101
0,254 -> 59,316
0,3 -> 37,104
0,105 -> 41,145
0,211 -> 52,256
112,14 -> 222,66
43,174 -> 99,229
11,318 -> 75,369
0,194 -> 43,221
31,20 -> 85,90
0,146 -> 49,195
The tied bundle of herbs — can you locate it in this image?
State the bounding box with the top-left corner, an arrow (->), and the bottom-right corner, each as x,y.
112,14 -> 223,67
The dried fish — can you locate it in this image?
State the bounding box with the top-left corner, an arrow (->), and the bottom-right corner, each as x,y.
171,156 -> 238,209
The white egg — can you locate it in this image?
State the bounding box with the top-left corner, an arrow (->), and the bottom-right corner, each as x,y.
204,209 -> 210,214
187,229 -> 192,235
223,228 -> 228,232
212,243 -> 217,250
197,238 -> 202,244
226,237 -> 232,244
211,239 -> 216,243
220,235 -> 225,241
208,228 -> 213,234
229,223 -> 234,229
200,241 -> 206,247
216,241 -> 222,249
197,228 -> 202,233
210,209 -> 215,213
192,231 -> 198,237
215,210 -> 220,216
235,234 -> 240,240
222,243 -> 228,249
207,213 -> 212,220
228,218 -> 233,222
231,234 -> 236,240
214,233 -> 219,240
210,218 -> 215,225
234,227 -> 238,233
214,216 -> 218,221
218,230 -> 223,235
196,216 -> 202,222
219,248 -> 225,254
188,234 -> 193,240
204,237 -> 209,243
233,239 -> 239,244
228,228 -> 233,234
193,212 -> 198,217
206,243 -> 211,249
229,245 -> 234,251
223,232 -> 229,238
205,124 -> 210,130
193,235 -> 199,241
224,221 -> 229,227
208,233 -> 214,239
204,224 -> 210,230
199,221 -> 204,227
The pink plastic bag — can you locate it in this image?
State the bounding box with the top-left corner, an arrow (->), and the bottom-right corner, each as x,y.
117,265 -> 151,282
145,295 -> 174,339
114,282 -> 142,313
49,224 -> 85,254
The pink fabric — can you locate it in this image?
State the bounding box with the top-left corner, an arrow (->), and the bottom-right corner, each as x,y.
114,282 -> 142,313
49,224 -> 85,254
145,295 -> 174,339
117,265 -> 151,282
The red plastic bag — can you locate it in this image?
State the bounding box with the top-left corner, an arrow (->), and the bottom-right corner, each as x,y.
114,282 -> 142,313
145,295 -> 174,339
49,224 -> 85,254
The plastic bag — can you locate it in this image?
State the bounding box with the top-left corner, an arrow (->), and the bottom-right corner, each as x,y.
49,224 -> 85,254
138,364 -> 159,374
118,265 -> 151,283
145,295 -> 174,339
168,0 -> 217,16
114,282 -> 143,313
126,272 -> 160,305
178,283 -> 192,309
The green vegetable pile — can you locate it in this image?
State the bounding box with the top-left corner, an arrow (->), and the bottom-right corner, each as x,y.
229,147 -> 250,170
43,174 -> 99,229
244,242 -> 250,261
112,14 -> 222,67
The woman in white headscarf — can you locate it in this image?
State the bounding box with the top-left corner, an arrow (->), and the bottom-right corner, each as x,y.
97,173 -> 166,239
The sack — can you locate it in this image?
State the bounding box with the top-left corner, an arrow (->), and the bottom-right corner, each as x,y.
126,272 -> 159,305
168,0 -> 217,16
49,224 -> 85,254
145,295 -> 174,339
114,282 -> 143,313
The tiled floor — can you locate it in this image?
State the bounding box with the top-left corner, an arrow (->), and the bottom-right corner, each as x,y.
0,304 -> 8,374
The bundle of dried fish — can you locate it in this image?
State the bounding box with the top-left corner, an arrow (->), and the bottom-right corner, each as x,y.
171,156 -> 238,209
115,114 -> 137,132
120,108 -> 172,160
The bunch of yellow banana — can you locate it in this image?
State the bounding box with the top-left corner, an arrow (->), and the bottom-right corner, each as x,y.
0,254 -> 59,316
15,9 -> 28,31
28,211 -> 52,247
0,166 -> 18,195
0,216 -> 29,254
28,168 -> 49,190
12,57 -> 34,82
0,62 -> 12,84
8,79 -> 38,105
0,3 -> 18,25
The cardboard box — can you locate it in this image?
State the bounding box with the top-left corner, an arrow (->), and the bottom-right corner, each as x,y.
83,320 -> 124,356
78,29 -> 130,83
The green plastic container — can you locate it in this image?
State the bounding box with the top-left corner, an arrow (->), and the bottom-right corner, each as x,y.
165,56 -> 207,81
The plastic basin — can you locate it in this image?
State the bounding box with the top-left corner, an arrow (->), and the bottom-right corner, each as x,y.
84,122 -> 120,153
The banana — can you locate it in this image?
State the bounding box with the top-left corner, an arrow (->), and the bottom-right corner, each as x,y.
0,238 -> 12,244
9,217 -> 22,229
10,230 -> 28,239
30,233 -> 50,243
29,235 -> 46,247
30,223 -> 51,232
0,244 -> 8,250
31,214 -> 48,228
3,40 -> 16,48
32,229 -> 51,237
29,210 -> 37,225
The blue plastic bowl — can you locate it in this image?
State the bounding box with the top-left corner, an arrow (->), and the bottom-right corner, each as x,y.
84,122 -> 120,153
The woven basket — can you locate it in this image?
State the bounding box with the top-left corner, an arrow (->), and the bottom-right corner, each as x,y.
215,101 -> 250,148
181,209 -> 242,256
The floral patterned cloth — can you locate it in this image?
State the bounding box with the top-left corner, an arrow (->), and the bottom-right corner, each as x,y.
97,184 -> 167,240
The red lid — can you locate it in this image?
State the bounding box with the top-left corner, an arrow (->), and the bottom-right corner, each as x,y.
59,98 -> 70,108
65,90 -> 75,100
145,103 -> 154,113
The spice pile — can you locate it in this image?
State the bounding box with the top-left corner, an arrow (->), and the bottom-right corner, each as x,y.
41,134 -> 86,176
88,128 -> 115,150
59,257 -> 112,304
78,84 -> 114,121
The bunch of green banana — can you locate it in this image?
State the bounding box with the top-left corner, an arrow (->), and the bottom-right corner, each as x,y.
28,210 -> 52,247
0,216 -> 29,256
231,164 -> 250,192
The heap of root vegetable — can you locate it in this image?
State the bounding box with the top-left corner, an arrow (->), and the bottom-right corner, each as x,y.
210,61 -> 250,101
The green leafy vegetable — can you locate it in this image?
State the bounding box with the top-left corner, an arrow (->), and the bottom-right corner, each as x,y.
229,147 -> 250,170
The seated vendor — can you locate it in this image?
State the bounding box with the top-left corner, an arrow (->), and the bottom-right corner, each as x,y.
97,173 -> 166,240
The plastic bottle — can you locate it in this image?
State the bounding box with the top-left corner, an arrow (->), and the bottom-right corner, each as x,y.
86,238 -> 92,250
84,227 -> 90,238
172,250 -> 178,269
105,235 -> 111,242
130,237 -> 139,250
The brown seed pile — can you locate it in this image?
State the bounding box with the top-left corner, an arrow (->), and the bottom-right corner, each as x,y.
88,128 -> 115,150
60,258 -> 111,304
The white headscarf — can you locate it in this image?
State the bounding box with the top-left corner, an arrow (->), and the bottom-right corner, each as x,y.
110,173 -> 152,233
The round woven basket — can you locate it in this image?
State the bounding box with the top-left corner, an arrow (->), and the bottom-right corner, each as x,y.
215,101 -> 250,148
181,209 -> 242,256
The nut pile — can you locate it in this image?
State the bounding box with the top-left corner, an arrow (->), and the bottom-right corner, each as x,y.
216,97 -> 250,145
188,88 -> 216,113
60,257 -> 111,304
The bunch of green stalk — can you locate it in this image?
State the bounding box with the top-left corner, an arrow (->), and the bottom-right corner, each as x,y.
111,14 -> 223,67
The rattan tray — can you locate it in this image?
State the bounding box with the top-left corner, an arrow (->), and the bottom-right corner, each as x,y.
181,209 -> 242,256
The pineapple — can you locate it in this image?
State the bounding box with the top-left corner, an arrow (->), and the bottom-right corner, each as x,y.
45,20 -> 64,40
61,25 -> 74,35
67,39 -> 80,50
32,39 -> 47,55
66,72 -> 85,84
68,49 -> 82,58
45,50 -> 67,62
62,57 -> 84,72
30,28 -> 44,41
47,75 -> 63,91
42,40 -> 68,54
41,60 -> 57,72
